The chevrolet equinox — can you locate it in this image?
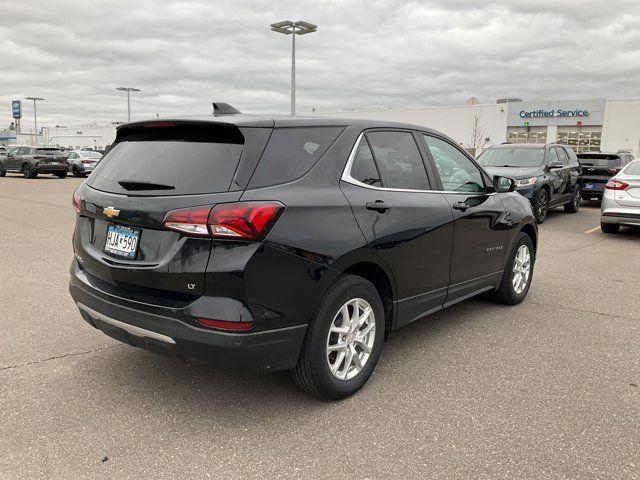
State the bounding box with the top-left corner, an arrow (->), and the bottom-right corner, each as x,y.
69,116 -> 537,399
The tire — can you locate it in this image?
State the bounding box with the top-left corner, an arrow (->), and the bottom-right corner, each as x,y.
56,172 -> 67,179
564,185 -> 581,213
533,188 -> 549,224
490,232 -> 535,305
22,164 -> 37,179
601,222 -> 620,234
0,167 -> 5,177
292,275 -> 385,400
72,166 -> 80,177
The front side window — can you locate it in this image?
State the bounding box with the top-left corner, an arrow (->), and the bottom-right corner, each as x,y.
556,147 -> 569,165
423,135 -> 485,192
365,131 -> 429,190
547,148 -> 559,165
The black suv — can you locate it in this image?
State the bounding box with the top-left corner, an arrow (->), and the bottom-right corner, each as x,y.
578,151 -> 635,200
478,143 -> 582,223
69,117 -> 537,399
1,146 -> 68,178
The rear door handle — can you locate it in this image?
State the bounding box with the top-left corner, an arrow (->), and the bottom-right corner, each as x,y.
452,201 -> 469,211
366,201 -> 391,213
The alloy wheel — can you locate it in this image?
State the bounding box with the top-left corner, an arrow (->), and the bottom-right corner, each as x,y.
512,245 -> 531,294
326,298 -> 376,381
537,191 -> 548,221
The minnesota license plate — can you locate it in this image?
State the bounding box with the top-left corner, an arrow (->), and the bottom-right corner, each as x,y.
105,225 -> 140,258
584,183 -> 595,189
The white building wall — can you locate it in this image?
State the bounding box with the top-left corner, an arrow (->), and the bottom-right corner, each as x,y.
42,125 -> 118,150
325,104 -> 508,152
601,99 -> 640,156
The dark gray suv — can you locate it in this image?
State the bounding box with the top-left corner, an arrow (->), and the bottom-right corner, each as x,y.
1,146 -> 69,178
478,143 -> 583,223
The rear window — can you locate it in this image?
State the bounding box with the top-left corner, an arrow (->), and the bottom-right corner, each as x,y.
248,127 -> 344,188
623,161 -> 640,175
79,151 -> 102,159
36,148 -> 63,155
577,154 -> 622,167
87,124 -> 244,196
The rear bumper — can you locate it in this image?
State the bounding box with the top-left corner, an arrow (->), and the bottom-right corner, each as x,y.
36,164 -> 68,173
601,211 -> 640,226
69,262 -> 307,372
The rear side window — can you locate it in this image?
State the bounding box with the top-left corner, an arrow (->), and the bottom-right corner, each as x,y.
248,127 -> 343,188
87,123 -> 244,196
350,137 -> 382,187
366,131 -> 429,190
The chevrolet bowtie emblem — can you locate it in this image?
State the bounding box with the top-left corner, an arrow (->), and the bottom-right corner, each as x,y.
103,206 -> 120,218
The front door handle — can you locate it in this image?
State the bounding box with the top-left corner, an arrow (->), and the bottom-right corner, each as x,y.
366,201 -> 391,213
452,201 -> 470,211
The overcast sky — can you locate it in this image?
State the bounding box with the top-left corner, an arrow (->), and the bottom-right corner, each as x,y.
2,0 -> 639,129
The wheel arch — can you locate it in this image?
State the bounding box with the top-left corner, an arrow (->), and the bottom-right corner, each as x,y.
519,223 -> 538,254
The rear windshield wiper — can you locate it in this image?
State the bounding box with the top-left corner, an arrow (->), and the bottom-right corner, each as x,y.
118,180 -> 175,191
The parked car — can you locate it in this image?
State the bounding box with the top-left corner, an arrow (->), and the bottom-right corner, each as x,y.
600,159 -> 640,233
477,143 -> 582,223
1,146 -> 68,178
69,116 -> 537,399
578,151 -> 635,200
67,149 -> 103,177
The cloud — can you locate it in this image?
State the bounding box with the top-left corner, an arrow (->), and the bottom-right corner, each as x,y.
1,0 -> 638,127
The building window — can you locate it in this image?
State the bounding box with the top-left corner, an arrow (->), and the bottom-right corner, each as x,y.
507,127 -> 547,144
556,127 -> 601,153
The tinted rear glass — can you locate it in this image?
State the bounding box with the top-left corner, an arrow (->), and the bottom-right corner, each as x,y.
478,147 -> 544,167
36,148 -> 63,155
577,154 -> 622,166
87,124 -> 244,196
79,151 -> 102,158
248,127 -> 344,188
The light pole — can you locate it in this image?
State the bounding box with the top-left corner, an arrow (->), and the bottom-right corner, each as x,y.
116,87 -> 141,122
270,20 -> 317,115
24,97 -> 44,145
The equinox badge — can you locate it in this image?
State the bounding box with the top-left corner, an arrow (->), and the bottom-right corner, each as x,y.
103,206 -> 120,218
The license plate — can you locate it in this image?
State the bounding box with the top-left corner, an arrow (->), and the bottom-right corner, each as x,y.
105,225 -> 140,258
584,183 -> 595,189
51,162 -> 59,165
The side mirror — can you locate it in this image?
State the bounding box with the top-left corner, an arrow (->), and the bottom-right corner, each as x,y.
549,162 -> 564,169
493,175 -> 516,193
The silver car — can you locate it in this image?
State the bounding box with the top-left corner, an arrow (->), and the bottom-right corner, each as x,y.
67,149 -> 103,177
601,159 -> 640,233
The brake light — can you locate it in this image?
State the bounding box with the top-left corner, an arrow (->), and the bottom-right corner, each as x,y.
162,201 -> 284,240
33,156 -> 43,160
605,179 -> 629,190
608,168 -> 621,175
81,160 -> 94,164
196,318 -> 254,331
72,188 -> 81,213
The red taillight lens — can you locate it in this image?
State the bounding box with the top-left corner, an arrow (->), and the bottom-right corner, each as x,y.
209,202 -> 283,239
33,156 -> 43,160
605,179 -> 629,190
162,202 -> 283,240
196,318 -> 254,331
608,168 -> 621,175
81,160 -> 94,164
162,205 -> 214,236
72,188 -> 81,213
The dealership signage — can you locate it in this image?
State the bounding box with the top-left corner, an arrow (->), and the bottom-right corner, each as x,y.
11,100 -> 21,119
519,109 -> 589,118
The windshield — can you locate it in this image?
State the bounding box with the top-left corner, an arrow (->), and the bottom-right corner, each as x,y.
623,161 -> 640,175
478,148 -> 545,168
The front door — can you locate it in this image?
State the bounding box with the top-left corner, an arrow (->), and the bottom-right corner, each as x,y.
340,130 -> 454,327
421,134 -> 508,305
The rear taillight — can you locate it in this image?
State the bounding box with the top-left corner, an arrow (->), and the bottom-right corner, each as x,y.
196,318 -> 254,331
162,202 -> 284,240
72,188 -> 81,213
607,168 -> 621,175
81,160 -> 94,164
33,156 -> 43,160
605,179 -> 629,190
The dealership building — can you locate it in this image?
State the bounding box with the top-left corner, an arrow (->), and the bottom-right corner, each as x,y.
328,98 -> 640,156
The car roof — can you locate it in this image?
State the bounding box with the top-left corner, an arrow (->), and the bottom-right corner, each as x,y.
118,114 -> 445,135
491,143 -> 550,149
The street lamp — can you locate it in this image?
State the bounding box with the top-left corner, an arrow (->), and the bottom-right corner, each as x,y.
270,20 -> 317,115
116,87 -> 141,122
24,97 -> 44,145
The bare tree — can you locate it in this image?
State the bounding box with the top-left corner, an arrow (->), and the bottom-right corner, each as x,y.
467,110 -> 487,157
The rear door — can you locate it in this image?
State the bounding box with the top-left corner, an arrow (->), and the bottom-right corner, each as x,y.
421,134 -> 508,303
340,130 -> 453,327
75,121 -> 270,302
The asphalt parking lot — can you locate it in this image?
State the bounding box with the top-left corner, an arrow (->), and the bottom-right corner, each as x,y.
1,176 -> 638,480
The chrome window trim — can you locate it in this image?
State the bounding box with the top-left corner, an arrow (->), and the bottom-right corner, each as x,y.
341,132 -> 496,196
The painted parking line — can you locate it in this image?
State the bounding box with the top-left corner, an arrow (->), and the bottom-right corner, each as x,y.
584,226 -> 601,234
